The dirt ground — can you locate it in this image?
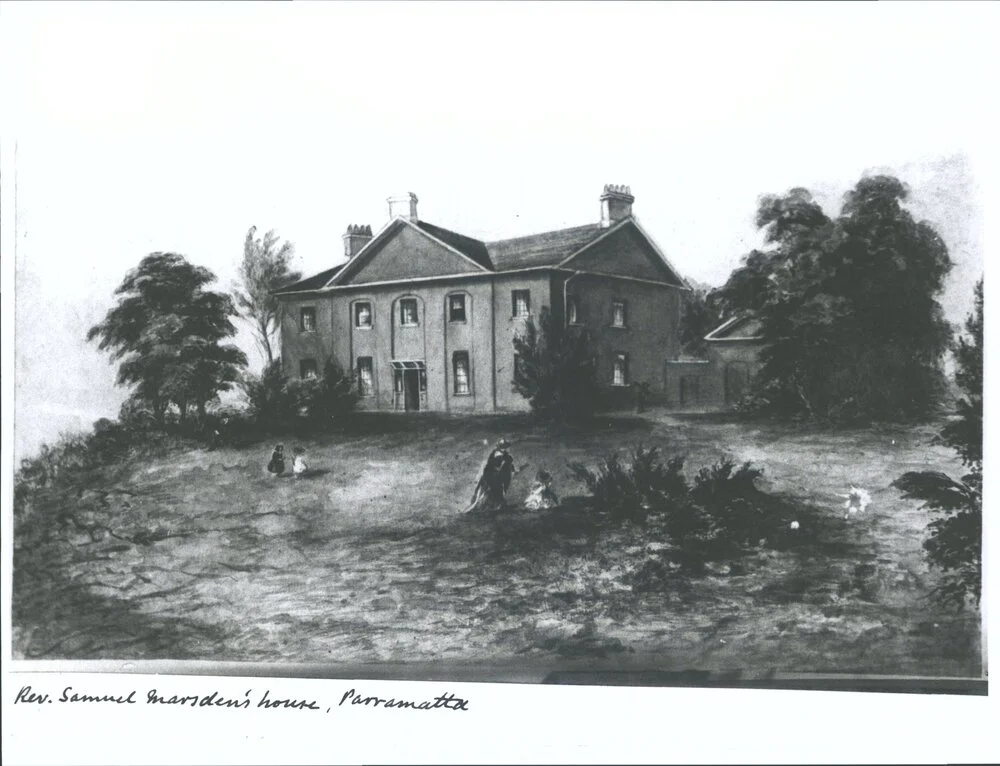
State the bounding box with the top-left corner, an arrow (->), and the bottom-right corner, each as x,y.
12,410 -> 982,677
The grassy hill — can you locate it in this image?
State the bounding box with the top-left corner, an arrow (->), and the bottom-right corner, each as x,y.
12,411 -> 981,677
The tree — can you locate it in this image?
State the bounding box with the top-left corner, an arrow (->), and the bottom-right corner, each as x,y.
893,278 -> 982,609
512,307 -> 602,423
715,176 -> 953,421
234,226 -> 301,366
679,287 -> 724,356
87,252 -> 248,423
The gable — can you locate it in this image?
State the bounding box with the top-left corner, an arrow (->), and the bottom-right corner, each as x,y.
562,222 -> 684,285
338,223 -> 486,285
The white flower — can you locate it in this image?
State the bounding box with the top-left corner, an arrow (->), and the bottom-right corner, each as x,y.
790,521 -> 800,530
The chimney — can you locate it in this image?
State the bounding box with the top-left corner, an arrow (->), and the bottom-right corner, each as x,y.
387,192 -> 419,222
343,224 -> 373,259
600,184 -> 634,228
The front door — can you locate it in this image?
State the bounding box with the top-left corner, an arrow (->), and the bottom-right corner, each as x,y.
404,369 -> 421,411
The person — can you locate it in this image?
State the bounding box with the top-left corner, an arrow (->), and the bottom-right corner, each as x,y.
267,444 -> 285,476
464,438 -> 523,513
524,470 -> 559,511
292,446 -> 309,478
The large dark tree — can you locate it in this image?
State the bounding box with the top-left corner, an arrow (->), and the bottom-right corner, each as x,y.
715,176 -> 953,421
512,307 -> 601,424
88,252 -> 248,422
234,226 -> 301,365
894,278 -> 983,609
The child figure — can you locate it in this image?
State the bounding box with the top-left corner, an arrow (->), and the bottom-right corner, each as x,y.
292,446 -> 308,478
524,470 -> 559,510
267,444 -> 285,476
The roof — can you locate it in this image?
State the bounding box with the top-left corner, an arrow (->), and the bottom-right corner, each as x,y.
278,215 -> 683,293
418,221 -> 608,272
274,264 -> 345,294
487,223 -> 605,271
705,314 -> 765,341
415,221 -> 494,271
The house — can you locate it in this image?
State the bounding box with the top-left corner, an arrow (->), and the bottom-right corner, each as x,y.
663,314 -> 765,409
274,186 -> 691,413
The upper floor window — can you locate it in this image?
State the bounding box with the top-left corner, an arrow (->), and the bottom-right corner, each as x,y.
399,298 -> 419,327
300,358 -> 318,379
512,289 -> 530,318
300,307 -> 317,333
567,296 -> 580,325
612,299 -> 627,328
448,294 -> 467,323
612,352 -> 629,386
354,301 -> 372,328
453,351 -> 471,395
357,356 -> 374,397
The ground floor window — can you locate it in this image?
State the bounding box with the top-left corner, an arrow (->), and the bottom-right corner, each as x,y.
453,351 -> 471,395
357,356 -> 374,397
613,352 -> 629,386
300,358 -> 318,379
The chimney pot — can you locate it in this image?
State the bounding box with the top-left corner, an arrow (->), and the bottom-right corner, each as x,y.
599,183 -> 635,228
343,223 -> 374,259
387,192 -> 419,222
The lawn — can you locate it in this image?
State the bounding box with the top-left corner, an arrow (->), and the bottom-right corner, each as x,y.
12,410 -> 982,678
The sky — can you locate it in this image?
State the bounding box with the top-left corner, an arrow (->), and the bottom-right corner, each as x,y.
4,1 -> 996,461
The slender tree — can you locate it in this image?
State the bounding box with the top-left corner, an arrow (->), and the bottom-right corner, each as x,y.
87,252 -> 247,422
234,226 -> 301,366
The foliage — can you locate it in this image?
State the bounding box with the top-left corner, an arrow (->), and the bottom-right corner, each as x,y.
233,226 -> 302,365
679,287 -> 725,356
568,446 -> 687,522
715,176 -> 953,422
571,447 -> 787,573
512,306 -> 603,423
893,278 -> 983,609
242,359 -> 359,433
87,252 -> 248,423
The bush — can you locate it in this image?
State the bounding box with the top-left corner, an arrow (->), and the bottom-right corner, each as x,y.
242,359 -> 358,434
568,446 -> 686,522
572,447 -> 788,575
513,307 -> 603,424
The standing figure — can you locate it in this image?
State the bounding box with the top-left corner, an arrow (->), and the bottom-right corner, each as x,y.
524,470 -> 559,511
464,438 -> 520,514
267,444 -> 285,476
292,446 -> 309,478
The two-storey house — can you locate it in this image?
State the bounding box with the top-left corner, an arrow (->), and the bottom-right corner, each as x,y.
275,185 -> 690,413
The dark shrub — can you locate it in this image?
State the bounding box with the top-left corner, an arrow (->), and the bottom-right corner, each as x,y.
568,446 -> 687,522
513,307 -> 603,424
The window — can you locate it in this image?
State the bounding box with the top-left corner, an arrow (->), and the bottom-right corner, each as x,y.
300,307 -> 317,333
567,296 -> 580,325
448,294 -> 467,323
453,351 -> 471,395
300,358 -> 318,379
399,298 -> 419,326
357,357 -> 374,397
613,353 -> 629,386
354,302 -> 372,328
512,290 -> 530,318
612,299 -> 627,328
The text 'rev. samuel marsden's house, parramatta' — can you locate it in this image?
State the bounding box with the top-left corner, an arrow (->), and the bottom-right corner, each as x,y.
275,186 -> 694,413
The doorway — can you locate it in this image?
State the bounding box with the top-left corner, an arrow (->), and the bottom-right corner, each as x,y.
724,362 -> 750,405
404,369 -> 421,411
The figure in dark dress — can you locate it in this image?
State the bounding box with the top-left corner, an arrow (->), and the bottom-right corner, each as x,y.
464,438 -> 521,513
